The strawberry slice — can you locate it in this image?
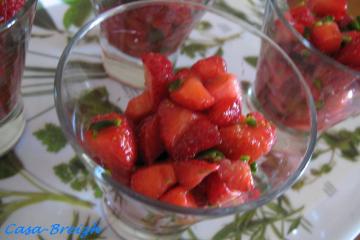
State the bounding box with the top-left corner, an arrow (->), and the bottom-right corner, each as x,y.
191,56 -> 227,83
83,113 -> 137,172
169,76 -> 215,111
219,112 -> 276,163
337,32 -> 360,68
173,160 -> 219,189
290,5 -> 315,27
205,172 -> 240,206
142,53 -> 174,108
138,114 -> 164,165
218,159 -> 254,192
160,186 -> 197,207
205,73 -> 242,103
310,18 -> 342,54
208,97 -> 242,126
308,0 -> 347,21
158,100 -> 199,151
171,116 -> 221,160
125,91 -> 153,123
130,163 -> 176,199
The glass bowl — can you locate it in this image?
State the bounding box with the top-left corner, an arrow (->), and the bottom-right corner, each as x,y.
263,0 -> 360,131
54,1 -> 317,239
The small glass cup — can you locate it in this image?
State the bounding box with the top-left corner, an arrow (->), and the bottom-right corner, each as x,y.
90,0 -> 213,88
261,0 -> 360,131
55,1 -> 317,239
0,0 -> 37,156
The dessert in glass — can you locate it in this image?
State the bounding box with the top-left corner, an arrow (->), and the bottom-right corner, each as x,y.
55,1 -> 317,239
0,0 -> 37,155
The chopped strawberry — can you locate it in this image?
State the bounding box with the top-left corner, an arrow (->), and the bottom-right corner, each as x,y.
174,68 -> 198,81
308,0 -> 347,21
191,56 -> 227,83
310,18 -> 342,54
205,73 -> 242,103
142,53 -> 174,108
337,33 -> 360,68
173,160 -> 219,189
208,97 -> 242,126
205,173 -> 240,206
171,116 -> 221,160
130,163 -> 176,199
290,5 -> 315,27
138,115 -> 164,165
125,91 -> 153,123
83,113 -> 137,172
0,0 -> 25,24
169,76 -> 215,111
218,112 -> 276,163
160,186 -> 197,207
158,99 -> 199,151
218,159 -> 254,192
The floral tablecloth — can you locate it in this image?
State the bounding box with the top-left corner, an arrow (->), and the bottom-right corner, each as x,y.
0,0 -> 359,239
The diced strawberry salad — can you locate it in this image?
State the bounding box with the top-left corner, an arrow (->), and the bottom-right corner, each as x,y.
285,0 -> 360,70
82,53 -> 276,208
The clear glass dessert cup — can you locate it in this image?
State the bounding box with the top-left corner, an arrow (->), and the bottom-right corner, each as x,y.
54,1 -> 317,239
0,0 -> 37,156
262,0 -> 360,131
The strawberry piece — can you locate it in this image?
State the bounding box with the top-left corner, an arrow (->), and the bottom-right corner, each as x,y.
174,68 -> 198,81
205,173 -> 240,206
208,97 -> 242,126
310,19 -> 342,54
290,5 -> 315,27
125,91 -> 152,123
205,73 -> 242,103
173,160 -> 219,190
337,33 -> 360,68
218,159 -> 254,192
130,163 -> 176,199
191,56 -> 227,83
83,113 -> 137,172
158,100 -> 199,151
218,112 -> 276,163
160,186 -> 197,207
138,115 -> 164,165
0,0 -> 25,24
142,53 -> 174,108
169,76 -> 215,111
308,0 -> 347,21
171,116 -> 221,160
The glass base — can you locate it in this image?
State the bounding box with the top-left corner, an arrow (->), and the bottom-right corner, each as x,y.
101,201 -> 184,240
0,103 -> 26,156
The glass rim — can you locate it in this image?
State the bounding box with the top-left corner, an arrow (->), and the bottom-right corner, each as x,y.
269,0 -> 360,77
0,0 -> 37,32
55,0 -> 317,217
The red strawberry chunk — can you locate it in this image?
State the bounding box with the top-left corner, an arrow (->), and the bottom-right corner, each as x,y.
83,113 -> 137,172
310,21 -> 342,54
191,56 -> 227,83
174,68 -> 199,81
208,97 -> 242,126
158,100 -> 199,151
130,163 -> 176,199
206,172 -> 240,206
173,160 -> 219,190
0,0 -> 25,24
171,116 -> 221,160
169,76 -> 215,111
308,0 -> 347,21
205,73 -> 242,103
160,186 -> 197,207
138,115 -> 164,165
142,53 -> 174,108
218,159 -> 254,192
125,91 -> 153,123
290,5 -> 315,27
337,34 -> 360,68
218,112 -> 276,163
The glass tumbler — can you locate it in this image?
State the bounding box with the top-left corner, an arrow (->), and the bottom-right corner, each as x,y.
91,0 -> 213,88
261,0 -> 360,131
0,0 -> 37,156
55,1 -> 317,239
